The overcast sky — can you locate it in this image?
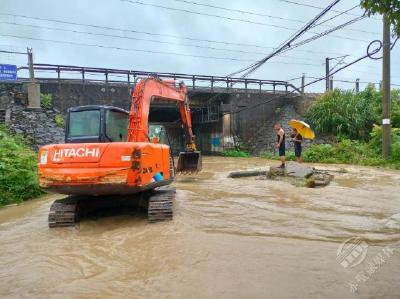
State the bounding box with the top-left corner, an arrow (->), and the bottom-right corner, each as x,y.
0,0 -> 399,92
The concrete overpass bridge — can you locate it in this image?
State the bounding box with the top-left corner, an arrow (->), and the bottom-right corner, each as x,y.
3,63 -> 309,154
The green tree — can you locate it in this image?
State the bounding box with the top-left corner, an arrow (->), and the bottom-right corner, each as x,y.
360,0 -> 400,36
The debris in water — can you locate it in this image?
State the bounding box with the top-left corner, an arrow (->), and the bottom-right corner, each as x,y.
268,162 -> 333,188
228,168 -> 269,178
230,162 -> 333,188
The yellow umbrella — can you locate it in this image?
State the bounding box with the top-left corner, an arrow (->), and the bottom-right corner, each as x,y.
289,119 -> 315,140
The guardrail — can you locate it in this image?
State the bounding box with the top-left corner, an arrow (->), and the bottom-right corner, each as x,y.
17,63 -> 300,94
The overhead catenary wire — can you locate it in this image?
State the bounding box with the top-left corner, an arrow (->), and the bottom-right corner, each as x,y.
0,33 -> 328,67
171,0 -> 377,35
311,4 -> 359,28
0,21 -> 352,63
228,39 -> 389,116
0,13 -> 370,58
6,20 -> 388,74
277,15 -> 366,56
202,0 -> 360,107
3,1 -> 396,92
0,49 -> 27,55
229,0 -> 344,78
2,18 -> 387,77
302,76 -> 400,87
120,0 -> 371,43
275,0 -> 380,20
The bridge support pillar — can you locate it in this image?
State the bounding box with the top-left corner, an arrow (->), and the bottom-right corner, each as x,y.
26,83 -> 41,109
222,106 -> 235,150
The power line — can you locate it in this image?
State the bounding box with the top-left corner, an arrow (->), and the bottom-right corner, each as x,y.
0,49 -> 27,55
7,21 -> 388,77
7,20 -> 381,66
229,66 -> 372,115
0,21 -> 348,63
0,33 -> 326,67
275,0 -> 380,20
0,12 -> 360,57
0,13 -> 362,55
312,4 -> 360,27
0,12 -> 271,49
306,76 -> 400,86
0,34 -> 250,62
120,0 -> 371,43
230,0 -> 346,78
172,0 -> 377,35
278,15 -> 366,57
204,0 -> 347,106
229,40 -> 386,115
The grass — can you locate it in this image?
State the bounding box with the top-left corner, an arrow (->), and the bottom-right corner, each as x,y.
0,126 -> 42,207
261,150 -> 296,161
260,140 -> 400,170
222,150 -> 250,157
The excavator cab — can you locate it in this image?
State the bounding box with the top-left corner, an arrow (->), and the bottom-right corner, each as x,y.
65,106 -> 201,172
65,105 -> 128,144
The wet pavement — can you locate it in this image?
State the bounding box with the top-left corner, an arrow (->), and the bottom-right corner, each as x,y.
0,157 -> 399,298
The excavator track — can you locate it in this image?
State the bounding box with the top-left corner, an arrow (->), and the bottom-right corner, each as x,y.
148,187 -> 175,223
48,197 -> 80,228
48,187 -> 175,227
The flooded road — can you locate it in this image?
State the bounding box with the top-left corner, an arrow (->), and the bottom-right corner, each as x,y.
0,157 -> 399,298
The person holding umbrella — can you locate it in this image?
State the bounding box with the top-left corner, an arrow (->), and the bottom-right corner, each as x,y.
288,119 -> 315,163
290,128 -> 303,162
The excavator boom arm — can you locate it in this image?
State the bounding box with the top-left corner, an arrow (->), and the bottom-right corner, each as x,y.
128,77 -> 201,172
128,78 -> 194,148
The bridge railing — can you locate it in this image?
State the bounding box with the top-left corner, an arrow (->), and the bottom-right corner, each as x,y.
17,63 -> 300,94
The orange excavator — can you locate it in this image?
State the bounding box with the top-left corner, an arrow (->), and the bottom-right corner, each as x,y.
38,77 -> 202,227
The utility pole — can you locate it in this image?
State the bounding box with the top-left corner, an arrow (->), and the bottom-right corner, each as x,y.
355,78 -> 360,93
325,57 -> 329,91
301,73 -> 305,94
27,47 -> 35,81
382,16 -> 391,158
26,47 -> 40,108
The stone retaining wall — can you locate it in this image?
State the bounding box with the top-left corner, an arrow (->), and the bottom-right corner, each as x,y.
0,84 -> 64,150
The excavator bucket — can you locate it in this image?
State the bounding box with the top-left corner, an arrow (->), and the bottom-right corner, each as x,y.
176,151 -> 202,173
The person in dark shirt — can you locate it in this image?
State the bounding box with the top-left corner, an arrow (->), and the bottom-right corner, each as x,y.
274,123 -> 286,168
291,128 -> 303,162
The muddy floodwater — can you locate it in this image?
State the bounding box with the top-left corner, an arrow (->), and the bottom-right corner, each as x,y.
1,157 -> 400,298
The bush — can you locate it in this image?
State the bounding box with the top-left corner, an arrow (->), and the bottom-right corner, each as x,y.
369,125 -> 400,160
54,114 -> 65,128
368,86 -> 400,129
222,150 -> 250,157
306,89 -> 377,140
306,87 -> 400,140
0,127 -> 42,206
299,139 -> 400,168
302,144 -> 335,163
40,93 -> 52,109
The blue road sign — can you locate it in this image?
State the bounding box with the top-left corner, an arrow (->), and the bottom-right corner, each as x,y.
0,64 -> 17,81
